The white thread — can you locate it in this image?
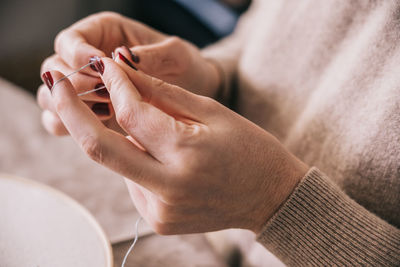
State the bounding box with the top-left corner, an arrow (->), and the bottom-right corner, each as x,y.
51,57 -> 106,96
51,61 -> 93,91
77,86 -> 106,96
50,59 -> 145,266
121,216 -> 142,267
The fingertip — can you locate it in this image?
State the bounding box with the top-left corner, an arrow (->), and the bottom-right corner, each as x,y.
99,57 -> 117,81
101,56 -> 131,82
44,70 -> 84,117
37,84 -> 51,110
129,45 -> 155,73
47,70 -> 75,95
101,56 -> 143,102
117,51 -> 138,71
115,45 -> 140,64
129,39 -> 182,75
42,110 -> 69,136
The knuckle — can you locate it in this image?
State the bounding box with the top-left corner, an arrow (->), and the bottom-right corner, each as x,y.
174,61 -> 187,73
54,29 -> 67,54
166,36 -> 183,46
171,152 -> 205,183
40,55 -> 57,73
116,106 -> 137,131
150,76 -> 168,89
165,36 -> 192,71
155,85 -> 176,105
54,29 -> 80,67
175,123 -> 205,149
95,11 -> 121,22
81,134 -> 104,163
199,95 -> 219,111
164,37 -> 187,71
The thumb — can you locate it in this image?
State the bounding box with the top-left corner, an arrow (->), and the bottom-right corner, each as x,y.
113,51 -> 217,123
128,37 -> 190,76
100,57 -> 183,159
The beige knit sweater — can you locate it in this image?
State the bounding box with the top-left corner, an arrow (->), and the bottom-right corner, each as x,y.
203,0 -> 400,266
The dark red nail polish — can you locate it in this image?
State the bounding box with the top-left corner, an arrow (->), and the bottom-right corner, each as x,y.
42,71 -> 54,91
118,52 -> 137,71
94,83 -> 109,98
124,45 -> 140,63
92,103 -> 110,116
89,56 -> 105,75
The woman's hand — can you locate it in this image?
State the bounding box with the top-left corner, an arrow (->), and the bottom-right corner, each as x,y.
41,54 -> 308,235
37,11 -> 221,136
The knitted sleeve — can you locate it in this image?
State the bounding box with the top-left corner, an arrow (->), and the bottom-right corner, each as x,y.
257,167 -> 400,266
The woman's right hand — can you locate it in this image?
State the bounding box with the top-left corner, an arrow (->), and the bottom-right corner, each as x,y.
37,12 -> 221,136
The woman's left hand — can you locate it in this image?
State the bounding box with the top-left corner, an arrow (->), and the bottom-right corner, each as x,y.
42,53 -> 308,234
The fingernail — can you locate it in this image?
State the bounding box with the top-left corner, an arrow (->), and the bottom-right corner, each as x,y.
124,45 -> 140,63
94,83 -> 109,98
42,71 -> 54,91
91,103 -> 110,116
118,52 -> 138,71
89,56 -> 105,75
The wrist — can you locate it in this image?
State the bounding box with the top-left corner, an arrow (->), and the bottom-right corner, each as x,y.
251,153 -> 309,234
204,59 -> 224,100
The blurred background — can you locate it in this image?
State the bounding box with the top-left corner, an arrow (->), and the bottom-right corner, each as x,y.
0,0 -> 250,94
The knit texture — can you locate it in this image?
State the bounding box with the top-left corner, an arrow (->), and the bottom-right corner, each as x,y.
202,0 -> 400,265
258,168 -> 400,266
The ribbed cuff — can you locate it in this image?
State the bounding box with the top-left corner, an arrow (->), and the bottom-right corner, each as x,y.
257,167 -> 400,266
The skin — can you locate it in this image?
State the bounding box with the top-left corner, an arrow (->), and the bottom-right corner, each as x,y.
38,12 -> 309,235
37,11 -> 220,135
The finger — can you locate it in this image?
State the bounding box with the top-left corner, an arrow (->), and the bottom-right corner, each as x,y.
126,37 -> 189,76
124,179 -> 181,232
37,84 -> 56,112
41,110 -> 69,136
55,29 -> 106,74
127,176 -> 222,235
124,178 -> 155,223
45,70 -> 166,191
113,51 -> 217,122
38,84 -> 111,134
41,54 -> 109,101
37,84 -> 113,121
125,179 -> 179,234
100,57 -> 185,159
